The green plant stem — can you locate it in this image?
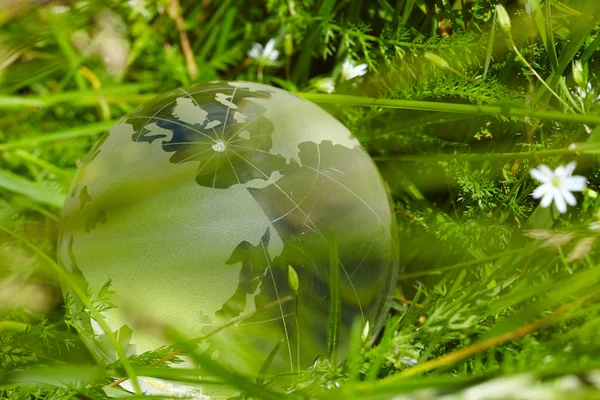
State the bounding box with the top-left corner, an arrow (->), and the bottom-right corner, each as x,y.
326,234 -> 341,368
509,39 -> 571,110
373,142 -> 598,163
297,93 -> 600,125
559,77 -> 584,112
0,226 -> 143,395
294,295 -> 301,375
0,84 -> 154,109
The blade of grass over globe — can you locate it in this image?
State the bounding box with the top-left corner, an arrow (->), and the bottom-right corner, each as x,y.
164,328 -> 297,400
326,233 -> 341,368
8,90 -> 600,126
0,226 -> 143,395
108,295 -> 294,388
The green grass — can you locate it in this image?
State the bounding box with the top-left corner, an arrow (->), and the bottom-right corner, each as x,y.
2,0 -> 600,399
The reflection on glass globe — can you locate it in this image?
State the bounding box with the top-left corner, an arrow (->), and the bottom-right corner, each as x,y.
58,81 -> 398,394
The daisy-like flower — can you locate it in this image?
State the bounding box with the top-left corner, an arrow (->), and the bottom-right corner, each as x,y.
530,162 -> 587,214
340,59 -> 368,81
247,39 -> 279,66
313,77 -> 335,93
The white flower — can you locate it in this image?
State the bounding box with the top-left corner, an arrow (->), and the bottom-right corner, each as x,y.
530,162 -> 587,213
314,77 -> 335,93
574,82 -> 600,104
340,59 -> 368,81
247,39 -> 279,66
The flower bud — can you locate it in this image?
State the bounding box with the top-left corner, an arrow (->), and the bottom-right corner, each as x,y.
585,188 -> 598,199
313,77 -> 335,93
495,4 -> 512,33
361,320 -> 370,342
424,52 -> 450,70
284,33 -> 293,57
287,265 -> 299,294
572,60 -> 584,87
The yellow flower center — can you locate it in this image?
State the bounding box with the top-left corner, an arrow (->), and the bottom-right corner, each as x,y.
552,176 -> 562,187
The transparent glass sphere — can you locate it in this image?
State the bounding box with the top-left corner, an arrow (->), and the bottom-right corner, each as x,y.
58,81 -> 398,388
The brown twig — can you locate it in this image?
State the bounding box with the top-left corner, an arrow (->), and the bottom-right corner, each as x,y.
390,288 -> 600,379
168,0 -> 198,80
394,294 -> 425,309
108,295 -> 294,388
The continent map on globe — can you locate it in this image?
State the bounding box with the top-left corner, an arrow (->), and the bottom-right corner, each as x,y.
58,81 -> 398,379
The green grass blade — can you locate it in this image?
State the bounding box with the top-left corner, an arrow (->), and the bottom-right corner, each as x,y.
365,318 -> 398,381
298,93 -> 600,125
0,120 -> 114,151
214,7 -> 237,58
292,0 -> 338,86
164,328 -> 294,400
326,232 -> 341,367
345,317 -> 365,382
257,340 -> 282,385
0,84 -> 155,109
0,169 -> 65,207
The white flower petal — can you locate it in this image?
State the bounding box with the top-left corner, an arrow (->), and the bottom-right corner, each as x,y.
564,162 -> 577,176
564,175 -> 587,191
354,63 -> 368,76
268,50 -> 279,63
554,192 -> 567,213
530,167 -> 551,183
248,43 -> 263,59
341,59 -> 352,71
341,59 -> 367,81
532,183 -> 550,199
561,188 -> 577,206
540,188 -> 555,208
554,165 -> 567,177
264,39 -> 276,55
538,164 -> 553,177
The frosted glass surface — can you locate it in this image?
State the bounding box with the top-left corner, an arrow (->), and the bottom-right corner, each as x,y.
58,81 -> 398,377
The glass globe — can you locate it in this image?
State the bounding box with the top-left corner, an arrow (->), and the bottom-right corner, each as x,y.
58,81 -> 398,394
